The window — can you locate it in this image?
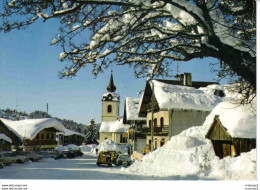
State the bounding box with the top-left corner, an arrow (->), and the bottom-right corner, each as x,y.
36,134 -> 40,140
120,135 -> 128,144
149,120 -> 151,127
41,134 -> 45,140
51,134 -> 55,140
160,117 -> 164,127
160,138 -> 165,147
153,118 -> 157,127
107,105 -> 112,113
46,133 -> 50,140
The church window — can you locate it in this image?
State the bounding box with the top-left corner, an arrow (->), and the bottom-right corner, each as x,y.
107,105 -> 112,113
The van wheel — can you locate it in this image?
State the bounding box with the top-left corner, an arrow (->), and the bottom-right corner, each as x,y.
108,164 -> 112,167
96,162 -> 100,167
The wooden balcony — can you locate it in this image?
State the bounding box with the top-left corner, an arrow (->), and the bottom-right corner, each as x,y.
24,139 -> 57,146
141,126 -> 169,135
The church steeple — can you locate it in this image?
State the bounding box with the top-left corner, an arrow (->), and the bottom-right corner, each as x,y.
107,70 -> 117,92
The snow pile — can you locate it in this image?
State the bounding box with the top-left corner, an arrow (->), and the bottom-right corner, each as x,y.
125,97 -> 146,121
96,139 -> 128,154
0,133 -> 12,143
151,80 -> 224,111
123,134 -> 215,178
55,144 -> 81,152
0,118 -> 66,140
123,101 -> 256,180
99,118 -> 129,133
208,149 -> 256,180
80,144 -> 98,153
55,144 -> 99,153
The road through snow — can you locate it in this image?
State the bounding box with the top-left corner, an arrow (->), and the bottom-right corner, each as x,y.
0,153 -> 157,180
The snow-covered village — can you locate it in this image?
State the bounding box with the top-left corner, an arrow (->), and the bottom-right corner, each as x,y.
0,0 -> 257,190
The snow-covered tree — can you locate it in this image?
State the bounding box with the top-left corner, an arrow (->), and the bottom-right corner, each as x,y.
85,120 -> 100,144
0,0 -> 256,103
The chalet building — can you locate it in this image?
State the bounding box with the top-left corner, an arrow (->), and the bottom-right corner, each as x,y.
205,101 -> 256,159
0,118 -> 66,151
58,129 -> 86,146
99,71 -> 130,144
0,119 -> 22,151
138,73 -> 224,152
123,97 -> 146,153
0,133 -> 13,151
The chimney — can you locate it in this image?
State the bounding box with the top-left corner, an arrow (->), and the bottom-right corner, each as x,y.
183,73 -> 192,86
174,74 -> 184,81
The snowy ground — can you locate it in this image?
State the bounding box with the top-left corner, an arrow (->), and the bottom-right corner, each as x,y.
0,152 -> 157,180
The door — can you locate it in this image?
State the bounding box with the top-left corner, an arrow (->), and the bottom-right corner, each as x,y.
222,142 -> 231,158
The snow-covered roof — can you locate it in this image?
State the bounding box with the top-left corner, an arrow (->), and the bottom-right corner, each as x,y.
62,129 -> 86,138
151,80 -> 224,111
102,92 -> 120,101
206,101 -> 256,139
125,97 -> 146,121
100,118 -> 129,133
0,133 -> 12,143
0,118 -> 66,140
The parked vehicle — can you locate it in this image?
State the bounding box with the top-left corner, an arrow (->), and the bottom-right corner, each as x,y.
18,151 -> 43,162
73,149 -> 84,157
115,154 -> 132,167
0,152 -> 15,165
0,162 -> 3,169
10,152 -> 29,164
28,151 -> 43,161
61,150 -> 76,159
96,151 -> 115,167
38,151 -> 59,159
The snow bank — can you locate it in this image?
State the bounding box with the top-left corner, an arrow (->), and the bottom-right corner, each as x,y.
123,100 -> 256,180
55,144 -> 80,152
96,139 -> 128,154
208,149 -> 256,180
100,118 -> 129,133
151,80 -> 224,111
123,134 -> 215,178
0,118 -> 66,140
80,144 -> 98,153
0,133 -> 12,143
55,144 -> 99,153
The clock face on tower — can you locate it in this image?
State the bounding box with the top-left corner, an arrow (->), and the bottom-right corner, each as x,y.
109,96 -> 112,100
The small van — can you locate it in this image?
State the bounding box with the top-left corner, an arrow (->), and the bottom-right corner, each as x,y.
96,151 -> 116,167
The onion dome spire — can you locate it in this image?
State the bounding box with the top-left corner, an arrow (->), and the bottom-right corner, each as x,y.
107,70 -> 116,92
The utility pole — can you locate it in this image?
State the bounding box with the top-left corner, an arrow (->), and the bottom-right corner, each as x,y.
151,80 -> 154,152
47,103 -> 48,114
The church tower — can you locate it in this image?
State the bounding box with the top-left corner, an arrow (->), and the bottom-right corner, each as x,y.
101,71 -> 120,122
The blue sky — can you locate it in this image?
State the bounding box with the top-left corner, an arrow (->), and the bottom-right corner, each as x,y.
0,19 -> 228,124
